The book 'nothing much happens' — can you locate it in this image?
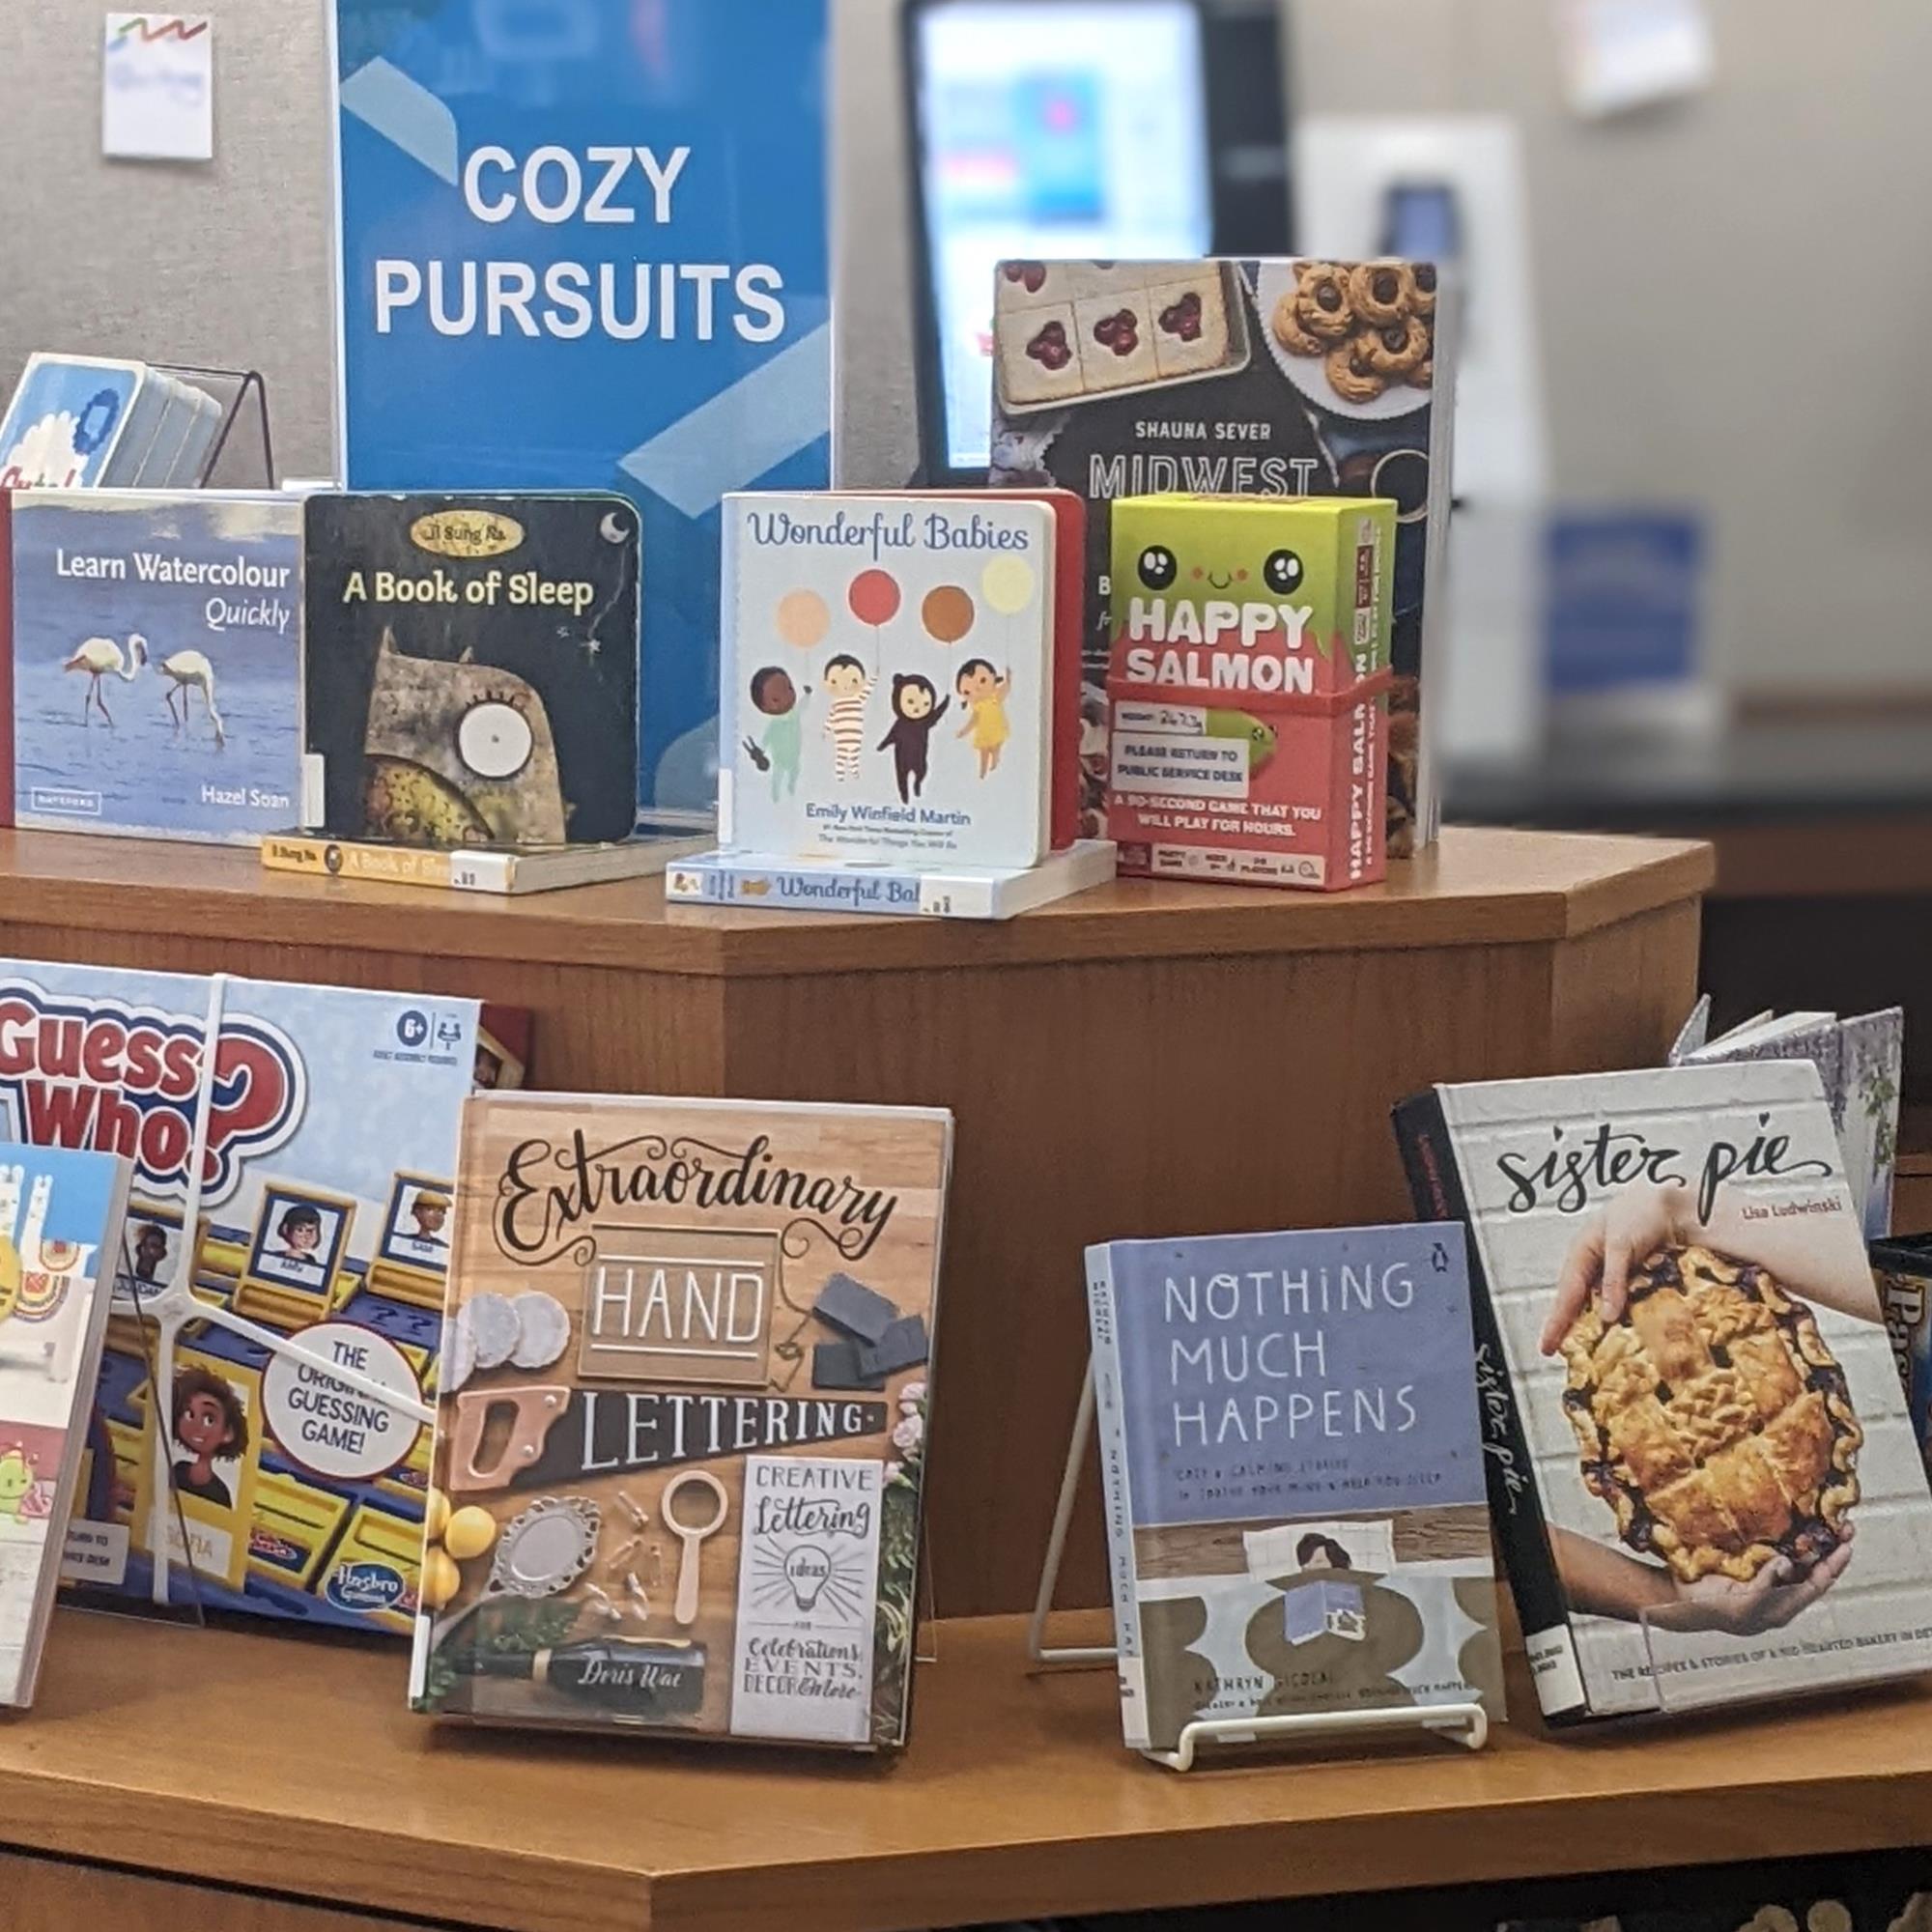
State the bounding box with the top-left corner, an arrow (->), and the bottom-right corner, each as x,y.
3,491 -> 301,841
1397,1064 -> 1932,1724
1085,1224 -> 1503,1753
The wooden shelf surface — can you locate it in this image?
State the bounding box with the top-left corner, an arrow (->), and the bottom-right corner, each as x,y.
6,1610 -> 1930,1932
0,827 -> 1713,977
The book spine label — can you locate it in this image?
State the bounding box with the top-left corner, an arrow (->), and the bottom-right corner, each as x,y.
1085,1247 -> 1148,1748
670,862 -> 975,918
1392,1090 -> 1587,1719
260,838 -> 460,889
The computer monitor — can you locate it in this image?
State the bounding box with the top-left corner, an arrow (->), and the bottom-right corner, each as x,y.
903,0 -> 1289,482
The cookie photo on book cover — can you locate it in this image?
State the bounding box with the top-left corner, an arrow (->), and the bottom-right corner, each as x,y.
302,494 -> 640,846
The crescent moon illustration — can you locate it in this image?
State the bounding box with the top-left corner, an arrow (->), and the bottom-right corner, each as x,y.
599,511 -> 630,544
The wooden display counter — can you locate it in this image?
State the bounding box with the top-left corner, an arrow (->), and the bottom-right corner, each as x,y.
0,825 -> 1712,1618
6,1607 -> 1931,1932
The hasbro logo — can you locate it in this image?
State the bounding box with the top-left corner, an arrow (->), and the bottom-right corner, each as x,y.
326,1562 -> 408,1614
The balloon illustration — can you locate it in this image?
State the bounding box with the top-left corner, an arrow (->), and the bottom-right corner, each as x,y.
848,569 -> 901,629
774,588 -> 829,650
921,584 -> 976,646
980,555 -> 1037,617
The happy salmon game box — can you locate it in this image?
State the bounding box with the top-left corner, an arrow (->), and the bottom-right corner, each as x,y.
990,258 -> 1454,856
0,958 -> 528,1633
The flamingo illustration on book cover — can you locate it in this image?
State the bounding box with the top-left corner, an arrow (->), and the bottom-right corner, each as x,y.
6,491 -> 300,843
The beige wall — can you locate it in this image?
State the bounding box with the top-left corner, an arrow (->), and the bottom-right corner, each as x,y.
5,0 -> 1929,690
0,0 -> 337,481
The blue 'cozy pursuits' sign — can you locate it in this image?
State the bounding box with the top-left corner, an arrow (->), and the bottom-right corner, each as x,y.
330,0 -> 831,809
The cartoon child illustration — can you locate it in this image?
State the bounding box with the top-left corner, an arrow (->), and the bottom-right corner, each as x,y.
822,652 -> 876,783
170,1367 -> 247,1510
131,1221 -> 169,1285
876,673 -> 950,803
409,1190 -> 450,1247
270,1204 -> 325,1274
743,666 -> 807,802
953,659 -> 1012,779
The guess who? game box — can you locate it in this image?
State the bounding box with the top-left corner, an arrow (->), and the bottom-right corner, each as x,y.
1107,495 -> 1394,890
0,959 -> 528,1633
414,1094 -> 952,1750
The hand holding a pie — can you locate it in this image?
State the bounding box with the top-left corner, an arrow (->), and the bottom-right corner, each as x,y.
1651,1529 -> 1857,1634
1541,1178 -> 1879,1356
1550,1524 -> 1858,1631
1542,1180 -> 1697,1354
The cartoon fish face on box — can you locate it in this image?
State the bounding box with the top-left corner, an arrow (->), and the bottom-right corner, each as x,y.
1102,495 -> 1396,893
1109,496 -> 1395,703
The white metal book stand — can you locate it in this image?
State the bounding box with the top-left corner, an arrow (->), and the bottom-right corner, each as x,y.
1026,1359 -> 1490,1773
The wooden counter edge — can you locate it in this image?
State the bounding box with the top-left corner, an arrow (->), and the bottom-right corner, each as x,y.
652,1768 -> 1932,1932
0,1767 -> 644,1932
4,1728 -> 1927,1932
0,829 -> 1715,979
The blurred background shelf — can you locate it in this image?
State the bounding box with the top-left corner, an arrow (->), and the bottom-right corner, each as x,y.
1449,709 -> 1932,1136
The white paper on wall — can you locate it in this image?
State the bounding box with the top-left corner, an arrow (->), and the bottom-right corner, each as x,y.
102,14 -> 213,163
1555,0 -> 1715,119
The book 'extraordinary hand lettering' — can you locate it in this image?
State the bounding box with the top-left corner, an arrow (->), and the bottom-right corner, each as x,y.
1084,1223 -> 1503,1753
412,1093 -> 952,1749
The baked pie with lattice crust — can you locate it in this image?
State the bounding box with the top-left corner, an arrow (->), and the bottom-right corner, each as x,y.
1557,1244 -> 1861,1583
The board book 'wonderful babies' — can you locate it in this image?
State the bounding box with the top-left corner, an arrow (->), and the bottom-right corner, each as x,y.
720,494 -> 1055,871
